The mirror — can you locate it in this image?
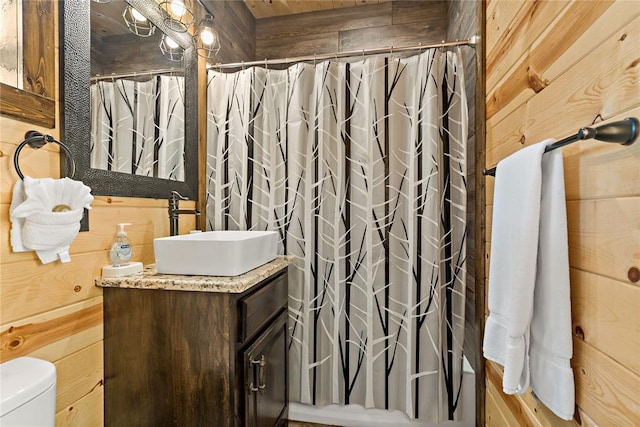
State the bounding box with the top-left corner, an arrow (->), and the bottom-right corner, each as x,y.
91,1 -> 186,181
0,0 -> 55,128
62,0 -> 198,199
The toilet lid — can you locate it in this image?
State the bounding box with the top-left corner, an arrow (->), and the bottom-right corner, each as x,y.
0,357 -> 56,416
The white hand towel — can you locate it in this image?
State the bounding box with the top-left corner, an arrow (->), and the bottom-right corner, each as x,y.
9,179 -> 28,253
10,176 -> 93,264
530,148 -> 574,420
483,140 -> 574,420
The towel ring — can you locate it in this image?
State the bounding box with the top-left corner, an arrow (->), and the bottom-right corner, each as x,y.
13,130 -> 76,180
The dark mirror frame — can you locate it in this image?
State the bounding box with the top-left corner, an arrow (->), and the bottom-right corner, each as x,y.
60,0 -> 198,200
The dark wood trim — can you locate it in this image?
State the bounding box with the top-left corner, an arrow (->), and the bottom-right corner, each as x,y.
474,1 -> 487,426
0,83 -> 55,128
0,0 -> 56,128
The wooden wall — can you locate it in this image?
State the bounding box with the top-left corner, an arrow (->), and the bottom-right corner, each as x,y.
484,1 -> 640,425
255,1 -> 448,59
0,2 -> 253,426
202,0 -> 256,64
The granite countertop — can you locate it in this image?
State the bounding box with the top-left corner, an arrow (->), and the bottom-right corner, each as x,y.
95,256 -> 294,294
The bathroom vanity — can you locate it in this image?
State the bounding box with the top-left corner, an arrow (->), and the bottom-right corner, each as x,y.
96,257 -> 292,427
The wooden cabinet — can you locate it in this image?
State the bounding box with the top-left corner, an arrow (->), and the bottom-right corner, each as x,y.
103,269 -> 288,427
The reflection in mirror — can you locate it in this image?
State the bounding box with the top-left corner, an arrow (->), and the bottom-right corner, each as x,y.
90,1 -> 186,181
0,0 -> 23,88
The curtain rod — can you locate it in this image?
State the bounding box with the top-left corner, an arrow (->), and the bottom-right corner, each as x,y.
208,37 -> 478,70
91,68 -> 185,82
483,118 -> 639,177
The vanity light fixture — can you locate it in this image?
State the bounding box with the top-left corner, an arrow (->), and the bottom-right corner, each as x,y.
122,5 -> 156,37
91,0 -> 112,3
158,0 -> 195,33
159,34 -> 184,62
193,14 -> 221,59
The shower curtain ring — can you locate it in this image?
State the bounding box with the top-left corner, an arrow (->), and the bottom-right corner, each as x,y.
265,58 -> 268,69
313,53 -> 316,66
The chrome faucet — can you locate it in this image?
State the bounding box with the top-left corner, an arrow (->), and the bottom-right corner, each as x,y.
168,191 -> 200,236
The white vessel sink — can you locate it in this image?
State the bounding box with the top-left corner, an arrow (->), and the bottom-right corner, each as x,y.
154,231 -> 279,276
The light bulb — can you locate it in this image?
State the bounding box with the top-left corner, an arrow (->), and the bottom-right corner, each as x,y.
131,8 -> 147,22
200,28 -> 215,45
165,36 -> 179,50
170,0 -> 186,17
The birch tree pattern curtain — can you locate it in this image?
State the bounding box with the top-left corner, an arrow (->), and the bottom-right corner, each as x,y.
206,50 -> 468,422
90,75 -> 185,180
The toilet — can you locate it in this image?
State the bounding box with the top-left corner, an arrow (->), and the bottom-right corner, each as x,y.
0,357 -> 56,426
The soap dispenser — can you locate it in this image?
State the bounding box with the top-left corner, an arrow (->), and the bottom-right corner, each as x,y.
111,223 -> 132,266
102,223 -> 143,278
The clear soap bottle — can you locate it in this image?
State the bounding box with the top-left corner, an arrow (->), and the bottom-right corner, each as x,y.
110,223 -> 132,267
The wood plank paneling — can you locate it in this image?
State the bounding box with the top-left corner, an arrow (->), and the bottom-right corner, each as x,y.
570,268 -> 640,375
485,0 -> 640,425
256,1 -> 448,61
256,3 -> 391,40
567,197 -> 640,285
54,341 -> 104,412
339,21 -> 447,52
55,387 -> 104,427
0,297 -> 103,362
487,15 -> 640,168
487,1 -> 615,119
392,1 -> 448,26
573,338 -> 640,426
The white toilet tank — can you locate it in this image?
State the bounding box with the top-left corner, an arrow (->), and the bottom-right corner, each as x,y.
0,357 -> 56,426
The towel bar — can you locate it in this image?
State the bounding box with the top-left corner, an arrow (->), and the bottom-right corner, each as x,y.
13,131 -> 77,180
483,117 -> 638,177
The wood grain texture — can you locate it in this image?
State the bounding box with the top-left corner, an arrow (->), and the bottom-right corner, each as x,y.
203,0 -> 256,64
104,287 -> 233,426
573,338 -> 640,426
487,361 -> 581,427
485,1 -> 640,425
339,21 -> 447,52
570,268 -> 640,375
392,1 -> 447,26
256,3 -> 391,40
103,271 -> 288,426
567,197 -> 640,285
0,297 -> 103,361
55,386 -> 104,427
487,15 -> 640,168
0,83 -> 56,128
0,0 -> 56,128
54,341 -> 104,412
487,1 -> 640,132
22,0 -> 56,97
244,0 -> 388,18
256,1 -> 448,60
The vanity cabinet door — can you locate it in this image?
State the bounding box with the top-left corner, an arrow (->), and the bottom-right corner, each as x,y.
244,311 -> 288,427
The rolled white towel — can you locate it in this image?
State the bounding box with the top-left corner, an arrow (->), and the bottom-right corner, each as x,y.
10,176 -> 93,264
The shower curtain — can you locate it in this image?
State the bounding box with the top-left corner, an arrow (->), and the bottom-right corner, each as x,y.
206,49 -> 468,422
90,75 -> 185,180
